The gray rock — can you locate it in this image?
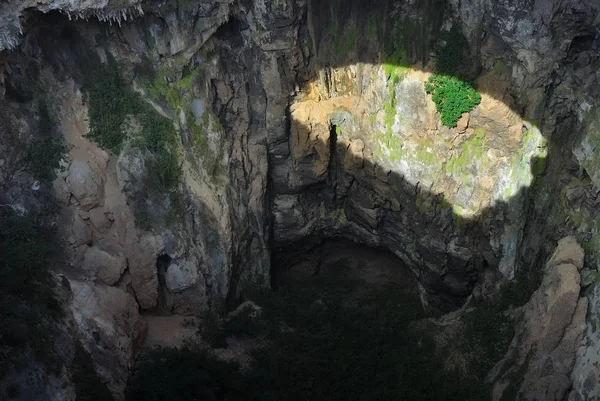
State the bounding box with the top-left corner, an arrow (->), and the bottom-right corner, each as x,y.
66,161 -> 103,211
88,207 -> 111,233
82,246 -> 127,285
69,280 -> 147,398
69,214 -> 91,247
164,258 -> 200,293
51,177 -> 71,205
492,238 -> 587,401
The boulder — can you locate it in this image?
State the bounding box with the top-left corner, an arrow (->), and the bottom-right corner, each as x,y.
66,161 -> 103,211
89,207 -> 111,233
125,230 -> 163,309
51,176 -> 70,205
82,246 -> 127,285
164,258 -> 200,292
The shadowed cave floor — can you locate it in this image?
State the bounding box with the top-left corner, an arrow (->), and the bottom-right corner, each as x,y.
129,239 -> 507,401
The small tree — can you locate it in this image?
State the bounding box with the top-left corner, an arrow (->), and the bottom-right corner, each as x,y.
424,75 -> 481,128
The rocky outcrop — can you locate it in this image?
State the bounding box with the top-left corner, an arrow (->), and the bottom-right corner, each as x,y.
69,280 -> 147,398
492,237 -> 587,401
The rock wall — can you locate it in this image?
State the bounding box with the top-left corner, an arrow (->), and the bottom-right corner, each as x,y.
491,237 -> 587,401
0,0 -> 600,399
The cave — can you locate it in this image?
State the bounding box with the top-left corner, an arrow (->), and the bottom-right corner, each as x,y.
0,0 -> 599,400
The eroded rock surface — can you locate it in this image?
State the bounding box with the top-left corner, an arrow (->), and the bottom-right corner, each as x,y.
492,237 -> 588,401
69,280 -> 147,398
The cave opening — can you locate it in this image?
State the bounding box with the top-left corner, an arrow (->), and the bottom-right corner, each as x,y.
272,238 -> 419,301
140,238 -> 505,401
156,254 -> 172,272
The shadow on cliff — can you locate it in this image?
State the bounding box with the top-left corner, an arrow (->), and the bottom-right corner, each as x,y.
272,109 -> 547,309
268,0 -> 595,309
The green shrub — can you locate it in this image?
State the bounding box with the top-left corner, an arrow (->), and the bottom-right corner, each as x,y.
197,310 -> 228,348
136,109 -> 176,153
0,210 -> 62,376
127,346 -> 261,401
142,150 -> 181,193
86,67 -> 141,151
72,342 -> 114,401
197,305 -> 262,349
86,66 -> 184,228
223,305 -> 263,338
461,302 -> 513,375
23,137 -> 67,182
424,75 -> 481,127
0,211 -> 54,298
244,280 -> 486,401
127,274 -> 504,401
435,26 -> 469,76
497,265 -> 543,309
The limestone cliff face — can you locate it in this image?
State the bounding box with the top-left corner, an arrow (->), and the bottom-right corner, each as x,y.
0,0 -> 599,399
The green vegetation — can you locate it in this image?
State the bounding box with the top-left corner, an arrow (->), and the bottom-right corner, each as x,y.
87,66 -> 179,159
0,211 -> 56,306
435,26 -> 469,77
142,151 -> 182,193
422,26 -> 481,128
245,282 -> 466,401
372,15 -> 414,162
454,267 -> 542,396
86,66 -> 183,227
140,62 -> 228,186
23,137 -> 67,182
0,210 -> 62,377
127,346 -> 260,401
86,68 -> 140,151
134,271 -> 510,401
145,66 -> 197,111
366,14 -> 377,39
499,352 -> 532,401
346,23 -> 357,53
373,62 -> 410,162
414,138 -> 438,166
502,123 -> 547,199
424,75 -> 481,127
461,302 -> 513,376
497,265 -> 543,310
199,304 -> 263,349
383,19 -> 407,65
327,21 -> 342,57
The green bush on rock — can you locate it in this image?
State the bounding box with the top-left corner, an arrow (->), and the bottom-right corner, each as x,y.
424,75 -> 481,128
86,65 -> 183,228
86,67 -> 141,151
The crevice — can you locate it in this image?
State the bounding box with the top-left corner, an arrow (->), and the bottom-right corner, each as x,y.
328,123 -> 338,206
